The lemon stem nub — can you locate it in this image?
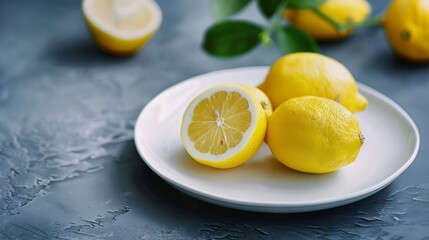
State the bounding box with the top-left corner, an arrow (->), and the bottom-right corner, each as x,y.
359,134 -> 365,144
400,29 -> 411,41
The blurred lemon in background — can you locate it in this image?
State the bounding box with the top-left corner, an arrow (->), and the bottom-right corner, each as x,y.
285,0 -> 371,41
82,0 -> 162,56
266,96 -> 364,174
258,53 -> 368,113
384,0 -> 429,62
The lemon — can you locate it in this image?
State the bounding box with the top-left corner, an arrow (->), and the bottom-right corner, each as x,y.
285,0 -> 371,41
181,84 -> 267,169
258,53 -> 368,113
266,96 -> 364,174
82,0 -> 162,56
384,0 -> 429,62
242,85 -> 273,120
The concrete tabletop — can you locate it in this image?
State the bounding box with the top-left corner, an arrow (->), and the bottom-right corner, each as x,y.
1,0 -> 428,239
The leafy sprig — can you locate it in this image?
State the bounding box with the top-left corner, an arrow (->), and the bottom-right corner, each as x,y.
203,0 -> 382,57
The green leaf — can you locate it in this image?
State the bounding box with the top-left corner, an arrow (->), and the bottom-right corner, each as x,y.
211,0 -> 252,20
203,21 -> 264,57
257,0 -> 283,19
276,25 -> 319,55
288,0 -> 324,9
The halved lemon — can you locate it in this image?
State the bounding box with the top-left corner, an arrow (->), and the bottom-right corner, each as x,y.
242,85 -> 273,120
82,0 -> 162,56
180,84 -> 267,169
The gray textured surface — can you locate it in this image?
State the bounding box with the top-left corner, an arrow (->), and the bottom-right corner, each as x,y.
1,0 -> 429,239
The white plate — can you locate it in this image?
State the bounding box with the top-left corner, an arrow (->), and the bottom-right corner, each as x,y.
134,67 -> 420,213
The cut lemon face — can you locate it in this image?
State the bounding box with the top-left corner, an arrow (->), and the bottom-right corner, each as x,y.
82,0 -> 162,56
180,84 -> 267,169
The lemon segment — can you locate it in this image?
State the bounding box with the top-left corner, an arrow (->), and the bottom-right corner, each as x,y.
266,96 -> 364,174
285,0 -> 371,41
258,53 -> 368,113
82,0 -> 162,56
181,84 -> 267,169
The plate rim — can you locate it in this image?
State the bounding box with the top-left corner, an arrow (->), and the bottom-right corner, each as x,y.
134,66 -> 420,212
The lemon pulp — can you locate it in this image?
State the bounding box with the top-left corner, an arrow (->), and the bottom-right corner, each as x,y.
188,90 -> 251,155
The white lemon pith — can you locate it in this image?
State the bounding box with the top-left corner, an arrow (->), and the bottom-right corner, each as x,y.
181,84 -> 267,169
82,0 -> 162,55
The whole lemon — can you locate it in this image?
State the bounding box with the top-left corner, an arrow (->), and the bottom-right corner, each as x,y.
384,0 -> 429,62
285,0 -> 371,41
258,53 -> 367,113
266,96 -> 365,174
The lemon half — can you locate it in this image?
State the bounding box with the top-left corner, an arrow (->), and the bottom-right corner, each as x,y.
82,0 -> 162,56
181,84 -> 267,169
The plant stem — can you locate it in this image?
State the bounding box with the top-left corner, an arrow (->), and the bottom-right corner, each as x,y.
311,7 -> 384,33
351,13 -> 384,29
310,7 -> 343,31
260,0 -> 291,46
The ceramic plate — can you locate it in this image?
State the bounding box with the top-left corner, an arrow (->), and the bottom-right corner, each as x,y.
134,67 -> 420,213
